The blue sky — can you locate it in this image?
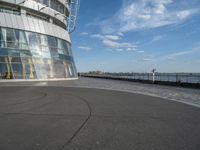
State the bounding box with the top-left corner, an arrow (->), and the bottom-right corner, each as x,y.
71,0 -> 200,73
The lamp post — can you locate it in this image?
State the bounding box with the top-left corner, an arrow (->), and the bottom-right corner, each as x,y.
152,68 -> 156,83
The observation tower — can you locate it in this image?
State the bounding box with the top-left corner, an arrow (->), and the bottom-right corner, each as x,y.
0,0 -> 79,80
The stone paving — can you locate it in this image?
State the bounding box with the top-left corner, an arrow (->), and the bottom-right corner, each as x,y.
1,77 -> 200,107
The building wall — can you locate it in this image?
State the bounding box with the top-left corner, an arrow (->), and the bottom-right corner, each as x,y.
0,13 -> 71,42
0,0 -> 78,80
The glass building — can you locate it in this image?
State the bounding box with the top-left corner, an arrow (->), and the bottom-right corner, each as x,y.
0,0 -> 77,80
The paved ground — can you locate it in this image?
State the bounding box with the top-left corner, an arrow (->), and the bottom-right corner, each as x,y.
0,86 -> 200,150
1,77 -> 200,107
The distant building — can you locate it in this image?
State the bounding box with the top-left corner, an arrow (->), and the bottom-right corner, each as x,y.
0,0 -> 77,80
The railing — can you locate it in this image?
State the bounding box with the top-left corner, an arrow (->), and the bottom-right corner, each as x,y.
80,73 -> 200,86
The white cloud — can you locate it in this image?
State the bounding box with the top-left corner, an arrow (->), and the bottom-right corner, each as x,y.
80,32 -> 89,36
90,34 -> 104,39
90,34 -> 121,41
78,46 -> 92,51
177,10 -> 191,19
102,38 -> 137,51
105,35 -> 121,41
100,0 -> 199,33
90,33 -> 137,51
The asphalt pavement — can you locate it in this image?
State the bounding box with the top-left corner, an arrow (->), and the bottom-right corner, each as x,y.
0,86 -> 200,150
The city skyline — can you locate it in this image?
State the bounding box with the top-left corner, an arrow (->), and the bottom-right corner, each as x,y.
72,0 -> 200,73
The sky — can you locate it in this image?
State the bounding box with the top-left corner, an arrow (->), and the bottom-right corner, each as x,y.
71,0 -> 200,73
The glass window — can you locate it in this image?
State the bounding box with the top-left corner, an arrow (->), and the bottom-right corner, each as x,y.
32,58 -> 48,79
26,32 -> 40,50
0,6 -> 20,15
50,0 -> 64,14
19,31 -> 29,50
57,39 -> 64,54
68,63 -> 73,76
39,35 -> 51,58
48,36 -> 57,48
38,0 -> 49,6
41,51 -> 51,58
0,63 -> 8,79
0,27 -> 77,79
68,43 -> 72,55
25,64 -> 36,79
21,57 -> 36,79
11,57 -> 22,63
58,4 -> 64,14
63,41 -> 70,55
0,56 -> 6,63
0,28 -> 6,47
6,28 -> 18,48
48,36 -> 58,58
53,60 -> 66,78
40,35 -> 48,46
11,63 -> 23,79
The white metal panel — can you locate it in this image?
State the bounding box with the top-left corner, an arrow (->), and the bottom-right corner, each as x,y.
10,14 -> 19,29
32,18 -> 40,33
0,13 -> 6,27
0,13 -> 70,42
48,23 -> 53,36
52,24 -> 59,38
61,28 -> 66,40
1,0 -> 67,24
22,16 -> 30,31
57,27 -> 63,39
16,15 -> 25,30
4,13 -> 13,28
43,22 -> 49,35
50,24 -> 55,37
60,27 -> 65,40
38,20 -> 45,34
27,17 -> 35,32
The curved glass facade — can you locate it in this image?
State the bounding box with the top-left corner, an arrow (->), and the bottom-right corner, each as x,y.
35,0 -> 65,14
0,27 -> 77,80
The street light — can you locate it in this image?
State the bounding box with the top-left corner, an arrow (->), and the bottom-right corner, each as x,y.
152,68 -> 156,83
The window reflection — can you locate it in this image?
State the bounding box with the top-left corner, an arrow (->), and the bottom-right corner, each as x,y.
37,0 -> 64,14
0,27 -> 77,79
0,27 -> 72,57
50,0 -> 64,14
0,28 -> 6,47
38,0 -> 49,6
26,32 -> 40,51
19,31 -> 29,50
6,28 -> 18,48
0,63 -> 8,79
57,39 -> 64,54
0,6 -> 20,15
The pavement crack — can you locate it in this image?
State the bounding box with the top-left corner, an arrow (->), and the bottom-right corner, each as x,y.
58,94 -> 92,150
